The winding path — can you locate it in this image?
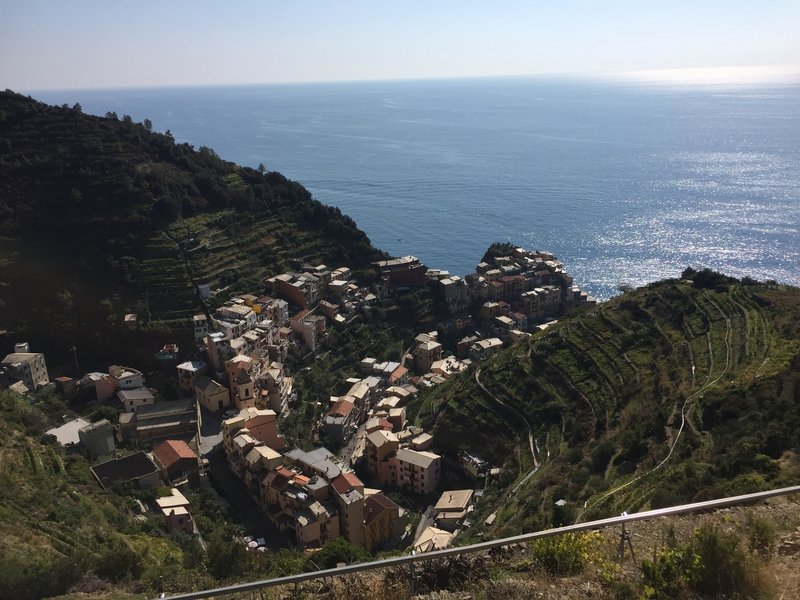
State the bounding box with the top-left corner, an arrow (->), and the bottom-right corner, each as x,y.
474,367 -> 537,466
579,291 -> 733,518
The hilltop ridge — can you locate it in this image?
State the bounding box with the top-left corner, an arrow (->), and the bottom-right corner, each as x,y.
0,90 -> 382,368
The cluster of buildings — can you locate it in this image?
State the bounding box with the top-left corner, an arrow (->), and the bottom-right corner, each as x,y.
2,247 -> 593,555
222,408 -> 407,551
373,248 -> 595,335
89,438 -> 201,534
183,263 -> 383,422
454,247 -> 594,319
218,317 -> 483,550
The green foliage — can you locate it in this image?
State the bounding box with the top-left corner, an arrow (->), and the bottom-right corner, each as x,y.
641,544 -> 700,599
306,537 -> 371,571
413,280 -> 800,531
481,241 -> 518,263
746,516 -> 777,557
528,533 -> 588,575
0,549 -> 90,600
0,90 -> 383,367
642,524 -> 768,599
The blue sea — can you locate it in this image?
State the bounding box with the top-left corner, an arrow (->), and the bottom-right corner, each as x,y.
33,76 -> 800,300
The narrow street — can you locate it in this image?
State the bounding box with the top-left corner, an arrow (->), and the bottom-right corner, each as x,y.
341,422 -> 367,467
206,448 -> 290,551
197,405 -> 222,456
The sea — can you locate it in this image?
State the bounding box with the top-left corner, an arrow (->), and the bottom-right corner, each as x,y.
32,75 -> 800,300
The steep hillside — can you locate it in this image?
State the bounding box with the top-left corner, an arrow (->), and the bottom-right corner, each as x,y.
0,91 -> 382,369
0,391 -> 197,599
412,272 -> 800,536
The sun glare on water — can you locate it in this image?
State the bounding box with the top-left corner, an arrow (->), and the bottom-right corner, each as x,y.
608,65 -> 800,86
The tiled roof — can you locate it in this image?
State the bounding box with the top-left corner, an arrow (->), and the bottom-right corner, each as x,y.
332,472 -> 363,495
364,493 -> 399,526
153,439 -> 197,470
328,400 -> 354,417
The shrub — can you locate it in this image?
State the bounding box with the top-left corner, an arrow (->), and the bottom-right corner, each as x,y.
746,516 -> 776,557
307,538 -> 371,571
642,524 -> 769,599
641,546 -> 699,600
529,533 -> 588,575
689,524 -> 764,597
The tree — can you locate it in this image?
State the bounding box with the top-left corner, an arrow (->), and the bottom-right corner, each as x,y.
143,118 -> 152,131
257,162 -> 266,174
58,289 -> 74,314
72,102 -> 82,113
306,538 -> 370,570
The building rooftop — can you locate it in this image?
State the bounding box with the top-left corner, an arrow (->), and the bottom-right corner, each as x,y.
366,429 -> 398,449
91,452 -> 159,489
152,439 -> 197,470
418,341 -> 442,352
155,488 -> 190,510
46,418 -> 91,447
246,445 -> 281,465
434,489 -> 474,513
135,398 -> 194,418
2,352 -> 42,365
414,526 -> 453,553
177,361 -> 207,372
327,399 -> 354,417
364,492 -> 400,527
117,388 -> 155,402
284,447 -> 342,480
397,448 -> 440,468
331,472 -> 364,495
79,419 -> 112,435
195,375 -> 225,394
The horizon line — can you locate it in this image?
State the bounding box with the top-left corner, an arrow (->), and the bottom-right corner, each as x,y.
16,64 -> 800,95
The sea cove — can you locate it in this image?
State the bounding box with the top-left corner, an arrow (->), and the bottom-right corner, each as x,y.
34,76 -> 800,299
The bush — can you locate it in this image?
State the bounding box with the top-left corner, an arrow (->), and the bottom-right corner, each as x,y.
746,516 -> 776,557
306,538 -> 371,571
641,545 -> 697,599
528,533 -> 588,575
642,524 -> 769,599
690,524 -> 765,597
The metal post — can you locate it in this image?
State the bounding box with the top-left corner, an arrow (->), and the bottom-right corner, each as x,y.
618,512 -> 635,563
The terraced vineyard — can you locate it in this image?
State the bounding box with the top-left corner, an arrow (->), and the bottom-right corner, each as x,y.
414,276 -> 800,537
0,91 -> 381,362
129,208 -> 356,323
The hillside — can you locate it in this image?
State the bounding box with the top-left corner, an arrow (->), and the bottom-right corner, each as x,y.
0,390 -> 197,599
0,91 -> 382,370
412,272 -> 800,536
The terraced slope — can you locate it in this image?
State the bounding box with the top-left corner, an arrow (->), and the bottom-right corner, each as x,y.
0,91 -> 381,367
413,274 -> 800,536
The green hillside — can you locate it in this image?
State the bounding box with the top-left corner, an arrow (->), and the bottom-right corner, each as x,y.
0,91 -> 382,370
0,391 -> 195,599
412,272 -> 800,536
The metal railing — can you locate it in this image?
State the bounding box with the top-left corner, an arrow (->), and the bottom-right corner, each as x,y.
162,483 -> 800,599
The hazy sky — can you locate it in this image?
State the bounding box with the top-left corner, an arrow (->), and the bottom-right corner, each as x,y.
3,1 -> 799,90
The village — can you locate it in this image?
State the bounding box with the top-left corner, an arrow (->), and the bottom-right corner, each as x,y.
1,246 -> 595,556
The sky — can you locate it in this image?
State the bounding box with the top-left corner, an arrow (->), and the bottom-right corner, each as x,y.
2,1 -> 799,91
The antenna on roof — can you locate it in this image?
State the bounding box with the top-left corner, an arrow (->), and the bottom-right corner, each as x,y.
70,346 -> 79,376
